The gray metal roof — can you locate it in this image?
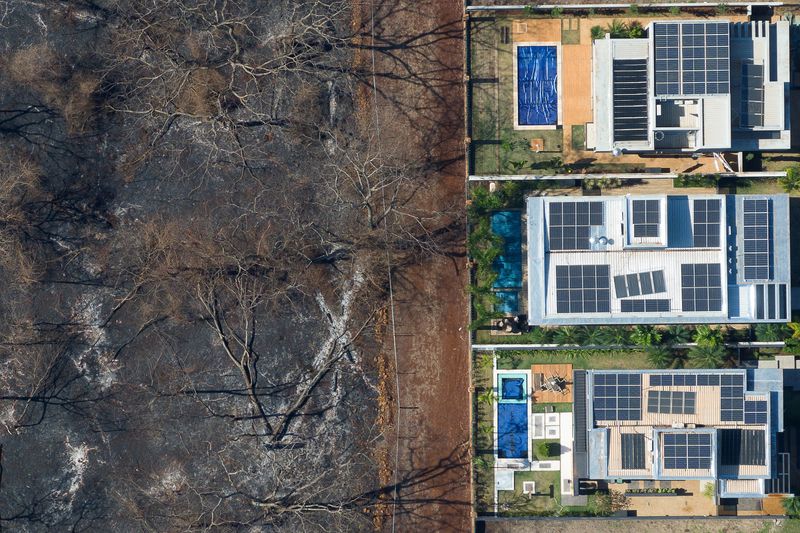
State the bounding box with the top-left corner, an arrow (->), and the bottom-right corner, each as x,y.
526,194 -> 791,326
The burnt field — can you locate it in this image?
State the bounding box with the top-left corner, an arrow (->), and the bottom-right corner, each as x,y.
0,1 -> 466,531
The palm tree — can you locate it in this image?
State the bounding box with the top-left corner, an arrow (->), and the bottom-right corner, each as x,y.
579,326 -> 604,345
783,496 -> 800,517
688,345 -> 726,369
554,326 -> 581,345
646,346 -> 674,369
694,325 -> 725,347
754,323 -> 789,342
666,325 -> 692,345
600,326 -> 630,346
591,25 -> 606,40
627,21 -> 644,38
631,325 -> 662,347
606,19 -> 628,38
528,326 -> 553,344
478,389 -> 497,406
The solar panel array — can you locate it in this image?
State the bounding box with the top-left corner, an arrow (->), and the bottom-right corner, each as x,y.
614,270 -> 667,298
613,59 -> 649,142
632,200 -> 660,238
593,373 -> 642,421
741,62 -> 764,128
742,199 -> 772,281
654,23 -> 681,95
662,433 -> 712,470
744,400 -> 768,424
548,201 -> 603,251
654,22 -> 730,96
719,429 -> 766,466
693,199 -> 721,248
555,265 -> 610,314
621,299 -> 670,313
647,390 -> 696,414
621,433 -> 646,470
721,373 -> 745,422
650,373 -> 728,387
681,263 -> 722,312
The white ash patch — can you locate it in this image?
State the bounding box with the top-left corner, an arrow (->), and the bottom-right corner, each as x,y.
73,292 -> 118,391
146,463 -> 187,498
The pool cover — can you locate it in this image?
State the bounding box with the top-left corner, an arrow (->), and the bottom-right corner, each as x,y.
491,211 -> 522,289
517,45 -> 558,126
498,403 -> 529,459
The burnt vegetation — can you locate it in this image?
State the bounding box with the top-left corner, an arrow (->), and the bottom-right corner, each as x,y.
0,1 -> 464,531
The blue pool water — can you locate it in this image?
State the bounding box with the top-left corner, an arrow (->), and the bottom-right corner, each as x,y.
497,403 -> 529,459
501,377 -> 525,400
517,45 -> 558,126
494,290 -> 519,314
491,211 -> 522,289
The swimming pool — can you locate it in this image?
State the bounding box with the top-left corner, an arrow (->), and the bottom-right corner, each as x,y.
497,373 -> 529,460
491,211 -> 522,289
495,290 -> 519,314
498,403 -> 529,459
517,45 -> 558,126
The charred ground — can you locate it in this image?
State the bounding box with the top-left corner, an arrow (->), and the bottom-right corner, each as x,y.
0,1 -> 466,531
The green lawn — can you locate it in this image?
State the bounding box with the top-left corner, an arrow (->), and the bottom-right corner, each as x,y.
532,402 -> 572,414
532,439 -> 560,460
571,124 -> 586,150
473,354 -> 495,513
497,470 -> 560,515
736,178 -> 785,195
496,349 -> 653,371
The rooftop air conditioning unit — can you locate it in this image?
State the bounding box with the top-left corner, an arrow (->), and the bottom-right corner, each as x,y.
671,422 -> 685,428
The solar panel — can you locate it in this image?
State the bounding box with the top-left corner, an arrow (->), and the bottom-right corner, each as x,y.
718,429 -> 766,466
647,391 -> 696,414
693,199 -> 721,248
662,432 -> 712,470
741,62 -> 764,127
681,263 -> 722,312
592,373 -> 642,421
744,400 -> 768,425
652,270 -> 666,293
626,274 -> 641,296
613,59 -> 648,142
627,271 -> 667,296
632,200 -> 660,238
621,299 -> 670,313
654,21 -> 730,97
548,201 -> 603,251
742,199 -> 772,281
721,377 -> 744,422
555,265 -> 610,314
621,433 -> 646,470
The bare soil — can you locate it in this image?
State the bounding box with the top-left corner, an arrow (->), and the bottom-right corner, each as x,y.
355,0 -> 472,531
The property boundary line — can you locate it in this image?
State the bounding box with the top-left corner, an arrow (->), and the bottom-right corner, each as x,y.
467,2 -> 784,12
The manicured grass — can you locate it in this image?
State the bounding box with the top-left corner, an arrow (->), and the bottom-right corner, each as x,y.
736,178 -> 784,195
496,349 -> 654,371
571,124 -> 586,150
473,354 -> 495,513
533,439 -> 560,460
532,402 -> 572,413
497,470 -> 560,515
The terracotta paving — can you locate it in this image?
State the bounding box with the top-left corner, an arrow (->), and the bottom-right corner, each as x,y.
531,363 -> 573,404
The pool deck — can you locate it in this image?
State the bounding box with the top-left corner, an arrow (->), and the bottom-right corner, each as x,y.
531,363 -> 573,404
